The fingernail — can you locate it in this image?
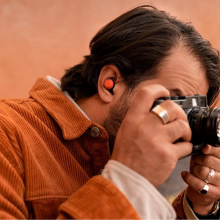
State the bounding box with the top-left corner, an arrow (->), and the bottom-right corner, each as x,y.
181,171 -> 187,177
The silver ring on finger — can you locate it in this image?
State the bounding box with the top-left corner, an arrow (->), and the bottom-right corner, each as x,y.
151,105 -> 169,124
199,183 -> 209,195
204,168 -> 215,184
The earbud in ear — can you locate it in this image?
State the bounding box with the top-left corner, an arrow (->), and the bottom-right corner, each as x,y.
104,79 -> 115,94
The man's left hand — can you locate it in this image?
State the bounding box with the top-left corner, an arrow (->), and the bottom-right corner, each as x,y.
181,145 -> 220,215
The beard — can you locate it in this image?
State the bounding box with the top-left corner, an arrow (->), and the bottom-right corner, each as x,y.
103,90 -> 132,154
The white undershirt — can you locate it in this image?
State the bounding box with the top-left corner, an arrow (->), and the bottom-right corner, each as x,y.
46,75 -> 178,219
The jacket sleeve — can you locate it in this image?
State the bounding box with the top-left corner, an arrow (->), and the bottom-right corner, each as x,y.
58,175 -> 140,219
58,159 -> 176,219
172,189 -> 187,219
101,160 -> 176,219
0,119 -> 28,219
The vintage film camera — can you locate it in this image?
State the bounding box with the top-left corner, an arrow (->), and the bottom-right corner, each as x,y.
153,95 -> 220,155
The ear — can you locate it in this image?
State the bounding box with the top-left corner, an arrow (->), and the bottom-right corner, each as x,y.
97,65 -> 123,103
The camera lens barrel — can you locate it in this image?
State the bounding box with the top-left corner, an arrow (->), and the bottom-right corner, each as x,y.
188,107 -> 220,146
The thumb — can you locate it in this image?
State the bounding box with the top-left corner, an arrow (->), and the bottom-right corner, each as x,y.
181,171 -> 189,183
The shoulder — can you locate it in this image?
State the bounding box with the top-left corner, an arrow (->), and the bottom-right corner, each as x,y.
0,97 -> 38,154
0,97 -> 37,112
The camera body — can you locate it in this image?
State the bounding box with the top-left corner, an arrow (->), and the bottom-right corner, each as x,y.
153,95 -> 220,155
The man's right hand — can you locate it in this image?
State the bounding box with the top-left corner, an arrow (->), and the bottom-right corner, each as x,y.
111,84 -> 193,188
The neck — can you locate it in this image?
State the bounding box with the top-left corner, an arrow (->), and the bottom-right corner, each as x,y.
75,94 -> 108,126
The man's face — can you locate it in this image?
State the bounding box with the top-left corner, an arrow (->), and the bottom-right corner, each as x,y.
103,45 -> 209,150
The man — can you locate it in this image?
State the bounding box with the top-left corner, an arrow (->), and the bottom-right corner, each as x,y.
0,5 -> 220,219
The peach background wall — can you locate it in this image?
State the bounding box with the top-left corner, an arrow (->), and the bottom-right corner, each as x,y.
0,0 -> 220,100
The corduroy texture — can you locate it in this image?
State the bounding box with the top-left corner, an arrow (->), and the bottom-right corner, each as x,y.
0,78 -> 140,219
58,176 -> 140,219
172,189 -> 186,219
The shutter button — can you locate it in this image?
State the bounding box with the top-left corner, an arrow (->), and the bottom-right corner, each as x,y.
90,127 -> 100,137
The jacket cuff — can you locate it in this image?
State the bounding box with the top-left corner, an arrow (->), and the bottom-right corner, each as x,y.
183,191 -> 198,219
58,175 -> 140,219
102,159 -> 176,219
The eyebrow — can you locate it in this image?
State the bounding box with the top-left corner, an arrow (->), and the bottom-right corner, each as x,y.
169,89 -> 184,96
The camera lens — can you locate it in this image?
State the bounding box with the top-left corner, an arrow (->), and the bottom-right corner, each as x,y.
187,107 -> 220,146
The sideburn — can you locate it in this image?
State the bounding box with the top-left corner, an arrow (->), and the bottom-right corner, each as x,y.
103,89 -> 132,154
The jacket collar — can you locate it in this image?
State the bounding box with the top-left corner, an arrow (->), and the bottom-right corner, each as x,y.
29,77 -> 108,140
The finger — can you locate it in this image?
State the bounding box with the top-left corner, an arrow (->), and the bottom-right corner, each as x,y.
149,100 -> 188,125
190,164 -> 219,186
159,100 -> 188,123
191,154 -> 220,172
202,144 -> 220,158
174,142 -> 193,160
164,119 -> 191,142
181,171 -> 220,200
128,84 -> 170,116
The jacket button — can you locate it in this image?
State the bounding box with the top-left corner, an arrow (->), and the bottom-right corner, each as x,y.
90,127 -> 100,137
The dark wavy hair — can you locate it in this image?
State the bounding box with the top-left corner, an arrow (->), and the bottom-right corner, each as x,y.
61,5 -> 220,106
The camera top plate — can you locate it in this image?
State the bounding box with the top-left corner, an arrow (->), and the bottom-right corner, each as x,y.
152,95 -> 208,109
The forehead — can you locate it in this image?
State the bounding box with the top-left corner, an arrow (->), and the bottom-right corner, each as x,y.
142,45 -> 209,96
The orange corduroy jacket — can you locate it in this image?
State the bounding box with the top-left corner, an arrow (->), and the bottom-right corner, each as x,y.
0,78 -> 185,219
